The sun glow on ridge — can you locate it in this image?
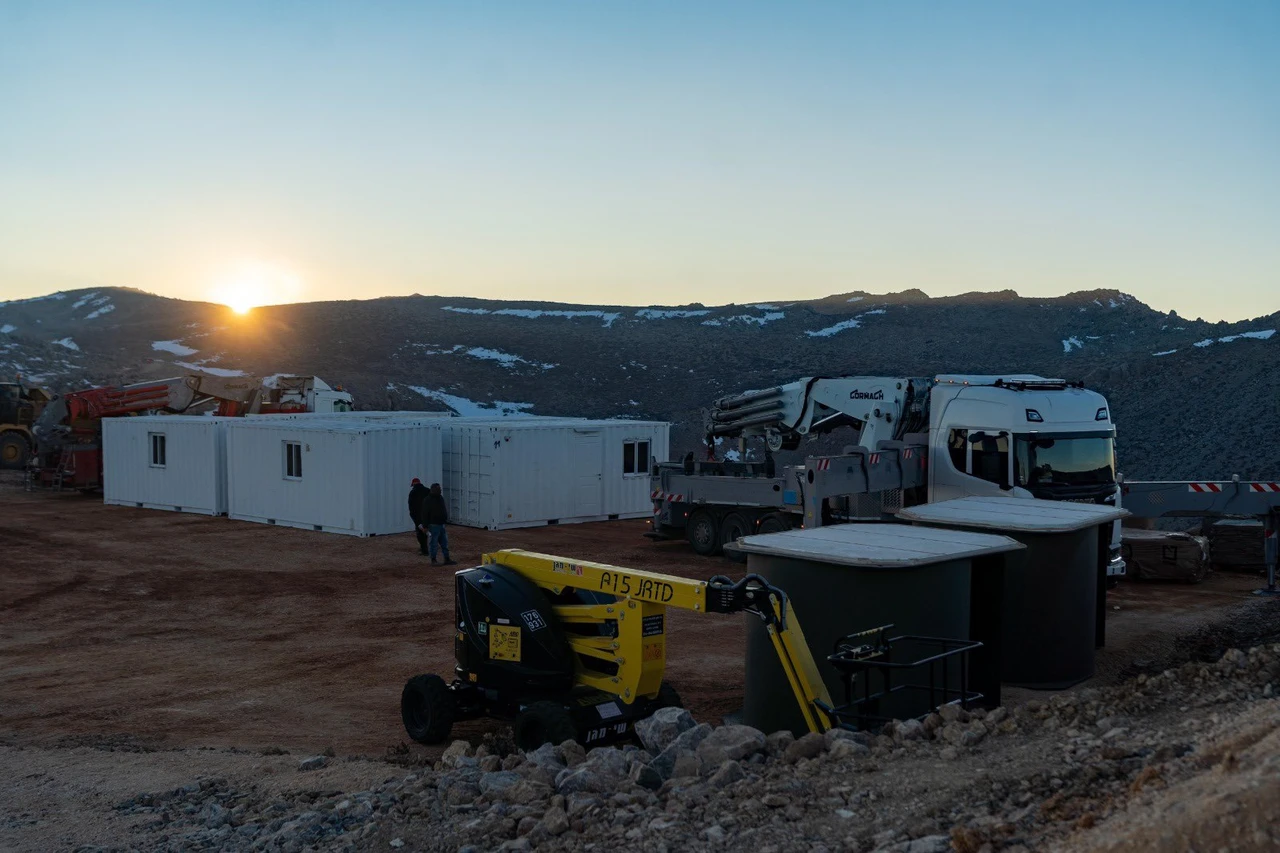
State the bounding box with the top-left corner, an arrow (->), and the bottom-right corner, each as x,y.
210,261 -> 303,315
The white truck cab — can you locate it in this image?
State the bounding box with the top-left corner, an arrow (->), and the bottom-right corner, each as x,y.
926,375 -> 1125,577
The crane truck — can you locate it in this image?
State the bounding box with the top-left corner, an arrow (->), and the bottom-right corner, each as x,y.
649,374 -> 1126,579
27,373 -> 353,491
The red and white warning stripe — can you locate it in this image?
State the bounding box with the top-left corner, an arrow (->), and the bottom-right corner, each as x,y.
903,448 -> 914,460
651,489 -> 664,500
1249,483 -> 1280,493
869,453 -> 881,465
667,493 -> 684,502
1187,483 -> 1223,493
815,459 -> 831,471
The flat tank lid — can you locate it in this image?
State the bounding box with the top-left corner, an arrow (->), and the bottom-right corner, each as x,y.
736,523 -> 1024,568
898,496 -> 1128,533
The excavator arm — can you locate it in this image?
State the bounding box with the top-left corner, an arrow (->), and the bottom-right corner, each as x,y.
482,549 -> 834,733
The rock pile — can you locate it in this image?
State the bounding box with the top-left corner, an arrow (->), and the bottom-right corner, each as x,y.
108,642 -> 1280,852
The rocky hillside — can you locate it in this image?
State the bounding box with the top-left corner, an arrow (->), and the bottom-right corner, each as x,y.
2,286 -> 1277,478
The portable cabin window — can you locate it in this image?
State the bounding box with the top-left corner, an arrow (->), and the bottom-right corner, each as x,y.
623,440 -> 650,476
283,441 -> 303,479
148,433 -> 166,467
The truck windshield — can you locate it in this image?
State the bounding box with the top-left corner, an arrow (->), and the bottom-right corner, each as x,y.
1014,433 -> 1116,488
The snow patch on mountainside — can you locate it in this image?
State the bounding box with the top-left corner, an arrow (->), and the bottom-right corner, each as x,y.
1062,337 -> 1084,353
85,303 -> 116,319
53,337 -> 80,351
635,309 -> 711,319
806,318 -> 861,338
152,340 -> 198,356
702,312 -> 785,328
0,292 -> 67,307
442,306 -> 621,327
1152,350 -> 1177,357
406,385 -> 535,417
174,362 -> 247,377
0,325 -> 15,334
1193,329 -> 1275,348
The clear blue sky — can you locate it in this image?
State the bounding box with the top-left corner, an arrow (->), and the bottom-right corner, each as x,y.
1,1 -> 1276,320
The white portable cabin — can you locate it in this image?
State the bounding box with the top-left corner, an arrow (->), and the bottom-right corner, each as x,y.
439,418 -> 670,529
225,419 -> 443,536
102,415 -> 230,515
244,410 -> 455,421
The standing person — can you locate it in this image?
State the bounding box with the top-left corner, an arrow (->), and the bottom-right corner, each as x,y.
424,482 -> 456,565
408,478 -> 430,556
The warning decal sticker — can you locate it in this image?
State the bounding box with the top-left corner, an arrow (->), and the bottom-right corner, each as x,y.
489,625 -> 521,661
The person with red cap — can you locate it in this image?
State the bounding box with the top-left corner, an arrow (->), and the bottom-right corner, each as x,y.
407,477 -> 430,556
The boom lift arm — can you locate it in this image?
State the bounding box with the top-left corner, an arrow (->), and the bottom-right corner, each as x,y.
482,550 -> 835,734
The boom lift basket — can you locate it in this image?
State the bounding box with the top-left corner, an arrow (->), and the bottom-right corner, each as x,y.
821,624 -> 983,730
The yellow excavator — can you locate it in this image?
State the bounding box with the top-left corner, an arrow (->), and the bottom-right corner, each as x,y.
0,380 -> 51,470
401,550 -> 836,749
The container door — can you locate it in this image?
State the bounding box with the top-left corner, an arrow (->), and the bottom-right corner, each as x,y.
573,431 -> 603,517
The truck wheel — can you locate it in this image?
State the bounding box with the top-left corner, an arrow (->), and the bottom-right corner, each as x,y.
0,433 -> 29,470
757,513 -> 792,535
514,701 -> 578,750
657,682 -> 684,709
686,510 -> 721,556
401,674 -> 454,744
720,512 -> 751,563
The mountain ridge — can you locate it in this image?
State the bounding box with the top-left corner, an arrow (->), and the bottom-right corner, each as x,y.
3,285 -> 1277,479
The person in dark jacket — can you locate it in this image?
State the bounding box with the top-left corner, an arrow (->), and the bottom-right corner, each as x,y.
408,478 -> 430,555
423,482 -> 456,565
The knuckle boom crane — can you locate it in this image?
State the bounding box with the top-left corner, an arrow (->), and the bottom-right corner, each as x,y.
654,374 -> 1127,580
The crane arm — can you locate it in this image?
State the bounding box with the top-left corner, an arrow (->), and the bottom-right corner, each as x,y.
482,549 -> 833,733
706,376 -> 923,451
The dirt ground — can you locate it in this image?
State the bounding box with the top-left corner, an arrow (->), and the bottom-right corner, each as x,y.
1,470 -> 1270,762
3,471 -> 1279,852
0,472 -> 747,759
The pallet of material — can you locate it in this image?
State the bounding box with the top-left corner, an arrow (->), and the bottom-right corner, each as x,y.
1120,530 -> 1209,583
1207,520 -> 1265,572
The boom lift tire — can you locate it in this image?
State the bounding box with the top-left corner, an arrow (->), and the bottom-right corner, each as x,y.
686,510 -> 721,556
0,432 -> 29,470
401,673 -> 454,744
757,513 -> 792,535
719,513 -> 751,562
514,701 -> 578,750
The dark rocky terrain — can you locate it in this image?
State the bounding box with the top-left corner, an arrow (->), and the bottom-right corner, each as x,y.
2,286 -> 1277,478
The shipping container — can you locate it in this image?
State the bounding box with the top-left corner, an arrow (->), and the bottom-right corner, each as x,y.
226,419 -> 443,536
102,415 -> 230,515
437,418 -> 670,529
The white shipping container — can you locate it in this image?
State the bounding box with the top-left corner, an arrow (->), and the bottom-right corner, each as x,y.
226,420 -> 443,536
439,418 -> 670,529
102,415 -> 230,515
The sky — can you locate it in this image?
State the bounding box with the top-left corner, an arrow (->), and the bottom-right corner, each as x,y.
0,1 -> 1277,321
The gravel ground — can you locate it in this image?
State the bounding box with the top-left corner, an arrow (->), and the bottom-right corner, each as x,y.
4,613 -> 1277,852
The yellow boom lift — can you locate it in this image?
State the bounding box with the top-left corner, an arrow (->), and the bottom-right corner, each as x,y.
401,550 -> 834,749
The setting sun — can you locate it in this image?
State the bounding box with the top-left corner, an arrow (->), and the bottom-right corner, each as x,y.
210,261 -> 303,315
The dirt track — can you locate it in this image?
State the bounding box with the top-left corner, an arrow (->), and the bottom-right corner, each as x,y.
0,470 -> 1270,762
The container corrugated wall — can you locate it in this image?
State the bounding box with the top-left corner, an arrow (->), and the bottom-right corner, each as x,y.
438,419 -> 669,529
226,421 -> 442,536
102,416 -> 229,515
